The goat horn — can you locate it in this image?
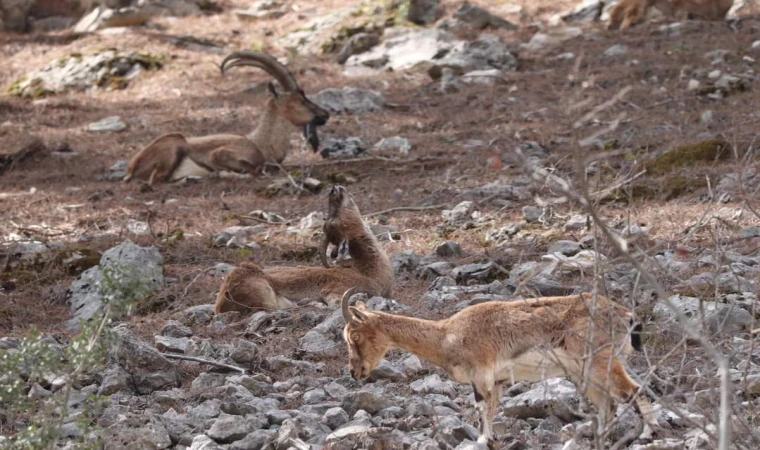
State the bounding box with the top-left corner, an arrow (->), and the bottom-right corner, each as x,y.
341,287 -> 359,324
220,51 -> 300,92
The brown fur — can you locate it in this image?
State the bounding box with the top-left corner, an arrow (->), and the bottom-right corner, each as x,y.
608,0 -> 733,30
214,185 -> 395,314
124,53 -> 329,186
342,293 -> 654,445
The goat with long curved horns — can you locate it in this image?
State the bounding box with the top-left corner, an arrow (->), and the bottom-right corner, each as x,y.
341,290 -> 655,447
123,51 -> 330,185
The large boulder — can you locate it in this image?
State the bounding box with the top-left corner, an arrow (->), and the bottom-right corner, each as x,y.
112,326 -> 179,394
66,240 -> 164,329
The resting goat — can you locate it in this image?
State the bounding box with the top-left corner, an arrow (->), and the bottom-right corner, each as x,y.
123,51 -> 330,185
342,291 -> 654,446
608,0 -> 733,30
214,185 -> 395,313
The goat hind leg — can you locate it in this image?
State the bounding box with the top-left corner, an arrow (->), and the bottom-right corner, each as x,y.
210,146 -> 263,175
472,382 -> 495,444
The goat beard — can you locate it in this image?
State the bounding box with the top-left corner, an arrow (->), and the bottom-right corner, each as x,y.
304,119 -> 321,153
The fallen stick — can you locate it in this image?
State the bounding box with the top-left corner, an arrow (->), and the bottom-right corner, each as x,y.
161,353 -> 248,374
364,204 -> 446,218
272,155 -> 454,170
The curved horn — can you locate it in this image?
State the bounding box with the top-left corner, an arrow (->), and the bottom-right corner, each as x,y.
341,287 -> 359,324
220,51 -> 299,91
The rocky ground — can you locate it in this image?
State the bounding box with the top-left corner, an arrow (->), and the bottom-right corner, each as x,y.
3,0 -> 760,449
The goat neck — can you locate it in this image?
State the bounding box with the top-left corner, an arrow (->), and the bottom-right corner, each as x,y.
371,311 -> 448,367
247,97 -> 295,163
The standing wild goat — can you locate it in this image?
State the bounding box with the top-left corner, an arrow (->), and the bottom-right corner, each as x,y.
608,0 -> 733,30
214,185 -> 394,313
342,291 -> 654,445
123,51 -> 330,185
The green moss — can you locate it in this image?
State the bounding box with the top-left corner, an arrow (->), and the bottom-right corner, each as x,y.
130,52 -> 164,71
7,77 -> 28,95
660,175 -> 708,200
644,139 -> 731,175
235,248 -> 254,259
325,172 -> 358,185
54,248 -> 102,276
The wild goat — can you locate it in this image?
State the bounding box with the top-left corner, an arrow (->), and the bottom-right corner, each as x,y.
319,183 -> 350,268
214,185 -> 395,313
123,51 -> 330,185
342,291 -> 654,445
608,0 -> 733,30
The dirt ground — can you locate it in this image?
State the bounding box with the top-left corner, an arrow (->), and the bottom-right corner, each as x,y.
2,0 -> 760,389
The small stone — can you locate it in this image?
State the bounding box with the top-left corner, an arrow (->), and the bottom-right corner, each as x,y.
208,414 -> 265,444
440,67 -> 461,93
229,338 -> 259,364
407,0 -> 439,24
320,137 -> 367,159
189,434 -> 224,450
311,87 -> 384,114
687,79 -> 700,91
87,116 -> 127,132
373,136 -> 412,156
752,40 -> 760,50
453,1 -> 517,30
564,214 -> 588,230
604,44 -> 628,57
154,335 -> 189,353
27,383 -> 51,400
522,205 -> 543,223
160,320 -> 193,338
435,241 -> 464,258
367,359 -> 406,381
547,240 -> 582,256
322,407 -> 350,429
443,201 -> 477,226
708,69 -> 722,79
461,69 -> 503,84
303,388 -> 327,404
700,110 -> 713,124
410,374 -> 457,398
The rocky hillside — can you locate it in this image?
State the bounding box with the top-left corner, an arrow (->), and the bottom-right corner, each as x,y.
2,0 -> 760,449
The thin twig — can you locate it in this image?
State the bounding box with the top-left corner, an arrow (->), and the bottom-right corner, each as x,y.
161,353 -> 249,374
364,204 -> 446,218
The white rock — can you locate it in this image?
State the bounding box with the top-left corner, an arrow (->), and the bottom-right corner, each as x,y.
87,116 -> 127,132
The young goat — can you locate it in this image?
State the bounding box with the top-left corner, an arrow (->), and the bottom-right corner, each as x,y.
342,291 -> 653,446
608,0 -> 733,30
214,185 -> 395,313
124,51 -> 330,185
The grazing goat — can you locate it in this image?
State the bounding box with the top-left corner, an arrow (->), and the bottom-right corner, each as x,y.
608,0 -> 733,30
214,185 -> 395,313
341,292 -> 653,446
124,51 -> 330,185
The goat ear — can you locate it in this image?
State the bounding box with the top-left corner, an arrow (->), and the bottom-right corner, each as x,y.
267,82 -> 279,99
349,306 -> 367,323
355,301 -> 366,310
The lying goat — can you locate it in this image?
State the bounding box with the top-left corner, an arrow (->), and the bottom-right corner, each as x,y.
214,185 -> 395,313
342,291 -> 654,446
124,51 -> 330,185
608,0 -> 733,30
